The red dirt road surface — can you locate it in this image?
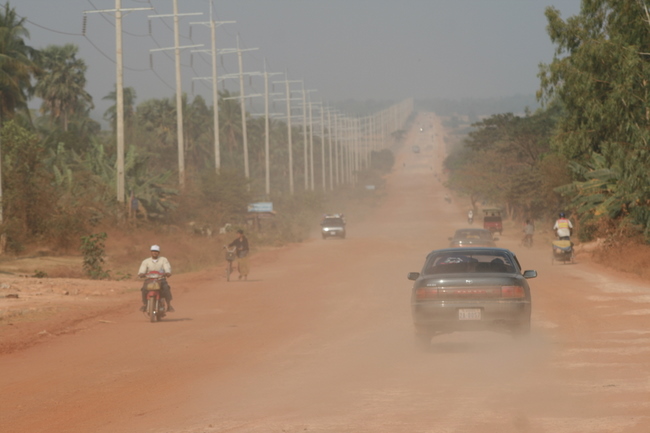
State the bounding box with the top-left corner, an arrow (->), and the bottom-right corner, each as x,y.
2,114 -> 650,433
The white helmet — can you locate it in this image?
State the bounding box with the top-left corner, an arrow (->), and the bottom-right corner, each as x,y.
150,245 -> 161,252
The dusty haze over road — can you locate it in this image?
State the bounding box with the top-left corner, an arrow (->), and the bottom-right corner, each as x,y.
2,113 -> 650,432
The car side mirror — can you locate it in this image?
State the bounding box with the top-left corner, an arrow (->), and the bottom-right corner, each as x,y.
407,272 -> 420,281
523,270 -> 537,279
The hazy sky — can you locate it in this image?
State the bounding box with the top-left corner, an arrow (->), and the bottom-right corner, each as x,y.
16,0 -> 581,120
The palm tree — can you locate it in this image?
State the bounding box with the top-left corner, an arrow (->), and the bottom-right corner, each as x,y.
0,2 -> 37,120
0,2 -> 39,252
184,94 -> 212,170
34,44 -> 93,132
103,85 -> 136,131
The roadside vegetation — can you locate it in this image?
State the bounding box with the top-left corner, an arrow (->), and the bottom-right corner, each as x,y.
443,0 -> 650,272
0,3 -> 405,278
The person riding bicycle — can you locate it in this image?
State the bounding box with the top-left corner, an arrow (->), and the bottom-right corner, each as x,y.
522,220 -> 534,246
228,229 -> 250,280
138,245 -> 174,312
553,213 -> 573,241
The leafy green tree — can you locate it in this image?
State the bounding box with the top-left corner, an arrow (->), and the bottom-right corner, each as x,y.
34,44 -> 93,131
446,108 -> 559,219
183,94 -> 212,171
0,120 -> 56,249
539,1 -> 650,239
135,96 -> 177,170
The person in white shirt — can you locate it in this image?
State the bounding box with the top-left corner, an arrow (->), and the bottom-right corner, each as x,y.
138,245 -> 174,312
553,213 -> 573,240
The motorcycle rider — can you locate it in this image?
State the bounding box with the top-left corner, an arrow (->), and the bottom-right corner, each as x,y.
467,209 -> 474,224
138,245 -> 174,312
553,213 -> 573,240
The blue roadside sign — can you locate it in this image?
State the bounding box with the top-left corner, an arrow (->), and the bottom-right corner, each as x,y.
248,202 -> 273,212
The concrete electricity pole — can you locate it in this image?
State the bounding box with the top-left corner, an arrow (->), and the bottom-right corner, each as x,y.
300,85 -> 317,190
189,3 -> 235,173
326,106 -> 334,190
83,1 -> 152,205
149,2 -> 203,188
319,104 -> 326,191
235,64 -> 282,196
308,96 -> 314,190
261,64 -> 283,196
273,75 -> 302,195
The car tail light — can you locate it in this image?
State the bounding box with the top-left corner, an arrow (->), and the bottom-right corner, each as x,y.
415,287 -> 438,299
501,286 -> 525,298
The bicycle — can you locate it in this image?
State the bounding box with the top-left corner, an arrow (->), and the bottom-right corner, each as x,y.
520,234 -> 533,248
224,245 -> 237,281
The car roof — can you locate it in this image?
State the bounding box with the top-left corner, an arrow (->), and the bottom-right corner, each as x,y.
427,247 -> 513,256
453,228 -> 491,234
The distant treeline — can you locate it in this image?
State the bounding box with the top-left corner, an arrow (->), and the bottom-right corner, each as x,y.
415,95 -> 539,119
333,95 -> 539,121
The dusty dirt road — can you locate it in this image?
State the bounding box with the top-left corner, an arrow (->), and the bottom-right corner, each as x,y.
2,113 -> 650,433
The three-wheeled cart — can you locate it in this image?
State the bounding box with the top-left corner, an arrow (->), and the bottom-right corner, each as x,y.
552,239 -> 573,264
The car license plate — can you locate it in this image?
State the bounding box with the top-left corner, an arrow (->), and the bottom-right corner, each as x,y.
329,232 -> 336,236
458,309 -> 481,320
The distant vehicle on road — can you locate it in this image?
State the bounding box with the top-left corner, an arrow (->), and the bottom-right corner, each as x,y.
320,214 -> 346,239
448,228 -> 497,248
482,208 -> 503,235
407,247 -> 536,348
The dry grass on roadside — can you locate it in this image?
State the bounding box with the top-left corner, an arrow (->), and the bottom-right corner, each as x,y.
591,237 -> 650,279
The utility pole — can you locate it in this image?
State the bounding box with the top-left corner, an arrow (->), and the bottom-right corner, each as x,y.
299,85 -> 317,190
301,83 -> 308,190
309,101 -> 325,191
84,1 -> 151,205
261,64 -> 283,196
333,112 -> 340,186
238,64 -> 282,196
308,96 -> 314,190
189,3 -> 234,173
319,103 -> 326,191
326,106 -> 334,191
149,2 -> 203,188
237,35 -> 251,180
273,75 -> 302,195
219,37 -> 259,180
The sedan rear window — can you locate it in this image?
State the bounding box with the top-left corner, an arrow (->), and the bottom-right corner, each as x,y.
424,252 -> 515,274
322,218 -> 344,226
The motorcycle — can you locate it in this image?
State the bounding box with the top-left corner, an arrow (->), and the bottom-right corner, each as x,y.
142,271 -> 167,322
468,215 -> 474,225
